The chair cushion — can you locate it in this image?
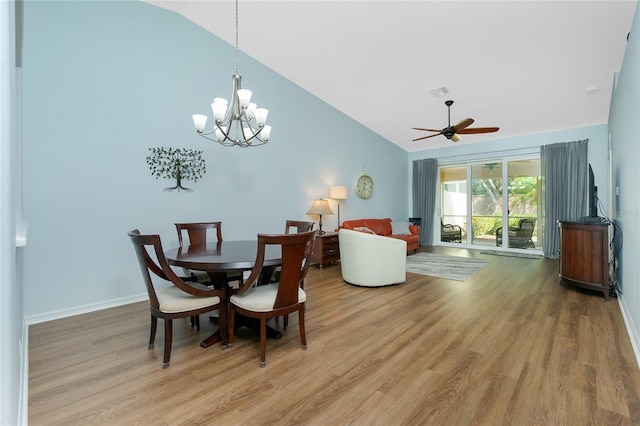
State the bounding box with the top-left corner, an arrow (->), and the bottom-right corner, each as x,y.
230,283 -> 306,312
156,286 -> 221,313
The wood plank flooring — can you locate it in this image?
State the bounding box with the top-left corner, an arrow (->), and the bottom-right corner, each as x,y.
29,246 -> 640,425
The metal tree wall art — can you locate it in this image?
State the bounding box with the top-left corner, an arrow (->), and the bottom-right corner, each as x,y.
146,147 -> 206,192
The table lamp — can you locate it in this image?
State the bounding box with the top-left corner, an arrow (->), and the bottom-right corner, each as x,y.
306,199 -> 334,234
328,185 -> 348,228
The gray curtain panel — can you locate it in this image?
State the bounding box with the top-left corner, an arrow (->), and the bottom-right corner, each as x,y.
412,158 -> 438,246
540,139 -> 588,258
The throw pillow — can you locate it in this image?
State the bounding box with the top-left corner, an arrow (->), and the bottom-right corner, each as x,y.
391,221 -> 411,235
354,226 -> 376,234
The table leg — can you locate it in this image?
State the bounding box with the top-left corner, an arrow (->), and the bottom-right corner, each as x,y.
233,314 -> 283,339
200,330 -> 221,348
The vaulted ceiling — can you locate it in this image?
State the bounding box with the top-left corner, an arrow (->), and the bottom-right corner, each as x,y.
146,1 -> 637,152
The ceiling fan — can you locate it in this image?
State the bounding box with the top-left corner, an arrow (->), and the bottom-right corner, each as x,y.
412,100 -> 499,143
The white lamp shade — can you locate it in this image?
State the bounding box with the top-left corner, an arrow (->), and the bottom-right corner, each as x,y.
246,102 -> 257,118
329,185 -> 348,200
260,125 -> 271,141
192,114 -> 207,132
307,199 -> 335,216
213,97 -> 228,106
212,100 -> 228,121
451,133 -> 462,142
254,108 -> 268,126
237,89 -> 252,108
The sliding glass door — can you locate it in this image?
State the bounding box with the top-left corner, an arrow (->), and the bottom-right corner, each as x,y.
504,159 -> 541,249
441,166 -> 467,243
439,157 -> 541,251
471,163 -> 503,247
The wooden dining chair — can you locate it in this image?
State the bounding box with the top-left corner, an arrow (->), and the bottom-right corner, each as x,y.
128,229 -> 228,368
273,220 -> 316,326
264,220 -> 315,285
175,222 -> 243,287
285,220 -> 315,234
228,230 -> 316,367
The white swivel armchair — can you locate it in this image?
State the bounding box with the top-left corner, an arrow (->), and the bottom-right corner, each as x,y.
338,229 -> 407,287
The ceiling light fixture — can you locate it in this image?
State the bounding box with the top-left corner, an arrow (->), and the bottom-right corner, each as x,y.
191,0 -> 271,148
430,86 -> 449,97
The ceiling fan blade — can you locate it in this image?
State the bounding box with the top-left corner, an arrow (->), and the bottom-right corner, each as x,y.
412,133 -> 442,142
411,127 -> 444,132
452,118 -> 474,132
458,126 -> 500,134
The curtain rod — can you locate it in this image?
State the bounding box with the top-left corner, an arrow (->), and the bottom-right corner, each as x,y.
431,146 -> 540,165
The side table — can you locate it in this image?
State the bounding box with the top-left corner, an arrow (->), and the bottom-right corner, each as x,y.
311,232 -> 340,268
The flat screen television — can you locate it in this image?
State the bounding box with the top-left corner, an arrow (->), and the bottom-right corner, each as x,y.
586,163 -> 599,220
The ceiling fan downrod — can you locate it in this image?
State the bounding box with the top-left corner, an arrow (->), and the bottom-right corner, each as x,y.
445,100 -> 454,139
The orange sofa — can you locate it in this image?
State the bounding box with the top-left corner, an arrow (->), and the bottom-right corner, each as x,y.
340,218 -> 420,253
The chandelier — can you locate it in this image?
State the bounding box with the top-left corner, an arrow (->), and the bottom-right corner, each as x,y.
191,0 -> 271,148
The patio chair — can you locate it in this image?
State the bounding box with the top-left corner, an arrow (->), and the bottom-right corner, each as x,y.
496,218 -> 536,248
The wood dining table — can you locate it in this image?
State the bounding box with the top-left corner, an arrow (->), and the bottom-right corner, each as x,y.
164,240 -> 283,348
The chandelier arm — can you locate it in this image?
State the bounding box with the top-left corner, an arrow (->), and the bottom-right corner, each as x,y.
241,124 -> 265,143
196,133 -> 240,147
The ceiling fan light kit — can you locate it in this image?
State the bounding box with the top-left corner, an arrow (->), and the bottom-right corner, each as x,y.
412,99 -> 499,143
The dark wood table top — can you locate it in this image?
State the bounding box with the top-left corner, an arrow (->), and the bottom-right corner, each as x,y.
165,240 -> 282,272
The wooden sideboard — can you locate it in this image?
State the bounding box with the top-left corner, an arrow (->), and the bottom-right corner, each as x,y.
558,220 -> 611,299
311,232 -> 340,268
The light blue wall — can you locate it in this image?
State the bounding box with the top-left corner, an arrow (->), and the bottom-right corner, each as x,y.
21,0 -> 408,317
609,2 -> 640,360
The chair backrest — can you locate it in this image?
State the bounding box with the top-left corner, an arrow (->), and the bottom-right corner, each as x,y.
239,231 -> 316,309
285,220 -> 315,234
128,229 -> 219,309
516,218 -> 536,237
175,222 -> 223,246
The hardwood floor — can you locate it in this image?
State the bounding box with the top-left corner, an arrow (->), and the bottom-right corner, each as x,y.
29,246 -> 640,425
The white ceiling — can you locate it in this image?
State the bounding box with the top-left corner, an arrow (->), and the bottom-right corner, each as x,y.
145,0 -> 636,152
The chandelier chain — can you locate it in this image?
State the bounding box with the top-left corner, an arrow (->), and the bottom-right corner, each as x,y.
235,0 -> 239,75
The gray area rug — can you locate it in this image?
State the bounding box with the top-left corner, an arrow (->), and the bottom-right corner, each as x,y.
480,250 -> 543,260
406,252 -> 490,281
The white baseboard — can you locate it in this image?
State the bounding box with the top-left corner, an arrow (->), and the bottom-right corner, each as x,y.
618,294 -> 640,369
24,293 -> 148,325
